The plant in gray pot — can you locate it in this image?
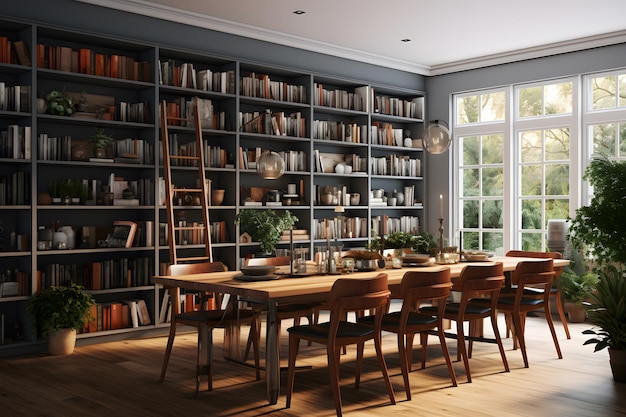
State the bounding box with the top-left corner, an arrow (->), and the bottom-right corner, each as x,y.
569,154 -> 626,382
27,283 -> 95,355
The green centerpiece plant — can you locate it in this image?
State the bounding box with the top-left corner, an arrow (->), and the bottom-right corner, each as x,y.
569,154 -> 626,382
235,209 -> 298,255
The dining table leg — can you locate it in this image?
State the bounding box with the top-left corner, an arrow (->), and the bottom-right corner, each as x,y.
265,299 -> 280,405
222,294 -> 241,361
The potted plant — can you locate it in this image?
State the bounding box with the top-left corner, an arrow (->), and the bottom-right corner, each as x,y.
45,88 -> 74,116
368,231 -> 437,255
27,282 -> 96,355
235,209 -> 298,255
559,243 -> 599,322
89,127 -> 114,158
569,154 -> 626,382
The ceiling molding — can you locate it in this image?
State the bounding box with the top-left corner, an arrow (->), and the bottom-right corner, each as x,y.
76,0 -> 432,75
429,30 -> 626,76
77,0 -> 626,77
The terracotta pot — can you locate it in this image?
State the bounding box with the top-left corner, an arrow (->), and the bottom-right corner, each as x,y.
565,302 -> 587,323
48,328 -> 77,355
609,348 -> 626,383
211,189 -> 225,206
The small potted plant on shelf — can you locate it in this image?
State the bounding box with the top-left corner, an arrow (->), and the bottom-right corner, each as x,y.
569,154 -> 626,382
45,88 -> 74,116
368,231 -> 437,256
235,209 -> 298,255
89,128 -> 114,159
27,282 -> 95,355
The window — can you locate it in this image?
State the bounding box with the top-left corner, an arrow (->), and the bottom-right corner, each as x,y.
454,80 -> 578,253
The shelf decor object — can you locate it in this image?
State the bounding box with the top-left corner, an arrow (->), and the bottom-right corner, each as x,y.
256,150 -> 285,179
424,120 -> 451,154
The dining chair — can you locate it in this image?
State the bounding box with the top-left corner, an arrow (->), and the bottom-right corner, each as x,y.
242,256 -> 316,360
159,261 -> 260,396
505,250 -> 570,340
286,273 -> 396,417
422,262 -> 509,382
495,258 -> 563,368
357,267 -> 457,400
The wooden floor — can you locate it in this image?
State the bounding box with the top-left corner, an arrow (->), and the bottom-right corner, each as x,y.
1,313 -> 624,417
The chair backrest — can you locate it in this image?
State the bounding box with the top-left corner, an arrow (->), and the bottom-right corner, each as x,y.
244,256 -> 291,266
167,261 -> 228,276
399,267 -> 452,303
328,273 -> 390,317
511,259 -> 555,289
456,262 -> 505,300
506,250 -> 562,260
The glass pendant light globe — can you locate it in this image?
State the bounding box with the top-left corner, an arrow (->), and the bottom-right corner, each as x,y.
257,151 -> 285,179
424,120 -> 451,154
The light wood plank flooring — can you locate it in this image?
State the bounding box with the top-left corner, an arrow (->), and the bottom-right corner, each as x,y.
0,314 -> 624,417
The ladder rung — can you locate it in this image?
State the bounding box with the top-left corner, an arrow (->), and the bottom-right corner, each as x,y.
170,155 -> 201,161
172,187 -> 203,193
174,225 -> 206,231
176,256 -> 210,262
167,116 -> 194,122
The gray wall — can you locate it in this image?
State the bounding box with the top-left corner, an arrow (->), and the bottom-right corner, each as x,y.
425,43 -> 626,235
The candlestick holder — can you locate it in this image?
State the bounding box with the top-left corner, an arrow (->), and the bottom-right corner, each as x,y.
435,217 -> 459,264
438,217 -> 444,255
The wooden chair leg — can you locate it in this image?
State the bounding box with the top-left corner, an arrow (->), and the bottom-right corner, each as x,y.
159,321 -> 177,383
490,311 -> 509,373
374,332 -> 396,407
512,312 -> 529,368
456,319 -> 472,383
328,344 -> 344,417
545,305 -> 563,360
398,332 -> 412,400
437,326 -> 458,387
553,290 -> 571,339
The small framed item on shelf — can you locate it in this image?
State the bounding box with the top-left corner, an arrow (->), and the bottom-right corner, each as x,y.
102,221 -> 137,248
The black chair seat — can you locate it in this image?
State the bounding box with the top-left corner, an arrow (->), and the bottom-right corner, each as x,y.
423,302 -> 492,316
496,297 -> 544,307
360,311 -> 438,327
287,321 -> 374,339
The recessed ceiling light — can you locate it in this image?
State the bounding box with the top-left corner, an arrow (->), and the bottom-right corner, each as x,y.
293,10 -> 305,15
401,39 -> 411,42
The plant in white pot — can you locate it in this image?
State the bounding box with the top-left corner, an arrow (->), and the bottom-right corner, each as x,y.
569,154 -> 626,382
27,283 -> 95,355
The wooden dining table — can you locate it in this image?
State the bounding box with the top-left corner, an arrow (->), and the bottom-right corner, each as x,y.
151,256 -> 569,404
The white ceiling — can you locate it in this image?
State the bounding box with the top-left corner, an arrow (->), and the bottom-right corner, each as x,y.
79,0 -> 626,75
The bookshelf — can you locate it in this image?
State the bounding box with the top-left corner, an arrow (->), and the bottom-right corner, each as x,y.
0,16 -> 426,356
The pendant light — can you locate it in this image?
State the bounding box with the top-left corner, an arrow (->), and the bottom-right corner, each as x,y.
257,150 -> 285,179
424,120 -> 451,154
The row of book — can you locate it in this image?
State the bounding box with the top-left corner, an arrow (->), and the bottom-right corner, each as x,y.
36,43 -> 152,82
82,299 -> 151,334
312,120 -> 367,143
239,110 -> 307,137
37,133 -> 153,163
0,172 -> 30,205
374,95 -> 424,119
158,60 -> 235,93
314,150 -> 367,174
238,146 -> 307,172
163,98 -> 231,130
241,72 -> 307,104
371,215 -> 420,237
0,38 -> 30,66
313,217 -> 369,240
158,220 -> 229,245
371,122 -> 406,147
0,125 -> 31,160
159,135 -> 232,168
0,83 -> 31,113
313,83 -> 369,111
370,155 -> 422,177
37,256 -> 154,291
0,270 -> 30,297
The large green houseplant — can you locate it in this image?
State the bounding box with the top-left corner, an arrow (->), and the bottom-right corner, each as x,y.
27,283 -> 96,355
235,209 -> 298,255
569,154 -> 626,382
368,231 -> 437,255
559,243 -> 599,322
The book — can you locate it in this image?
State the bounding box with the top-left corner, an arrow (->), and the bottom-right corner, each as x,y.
136,299 -> 151,325
159,291 -> 170,324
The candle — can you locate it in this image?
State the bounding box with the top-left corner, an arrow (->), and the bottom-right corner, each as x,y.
439,194 -> 444,219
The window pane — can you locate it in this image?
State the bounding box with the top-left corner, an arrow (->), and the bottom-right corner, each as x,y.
482,232 -> 503,254
545,82 -> 572,114
482,134 -> 503,164
545,164 -> 569,195
592,123 -> 616,157
521,199 -> 542,229
520,130 -> 542,162
481,92 -> 506,122
620,75 -> 626,108
519,86 -> 542,118
592,75 -> 616,110
462,168 -> 479,197
461,136 -> 479,165
464,231 -> 479,249
462,200 -> 479,228
482,167 -> 503,196
482,200 -> 503,228
521,232 -> 542,251
521,165 -> 542,195
545,199 -> 570,227
620,124 -> 626,158
545,128 -> 569,161
457,95 -> 479,124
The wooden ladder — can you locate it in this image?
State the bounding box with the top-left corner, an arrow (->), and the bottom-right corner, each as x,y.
160,97 -> 213,265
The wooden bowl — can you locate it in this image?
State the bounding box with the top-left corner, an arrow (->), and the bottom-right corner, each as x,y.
211,189 -> 225,206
